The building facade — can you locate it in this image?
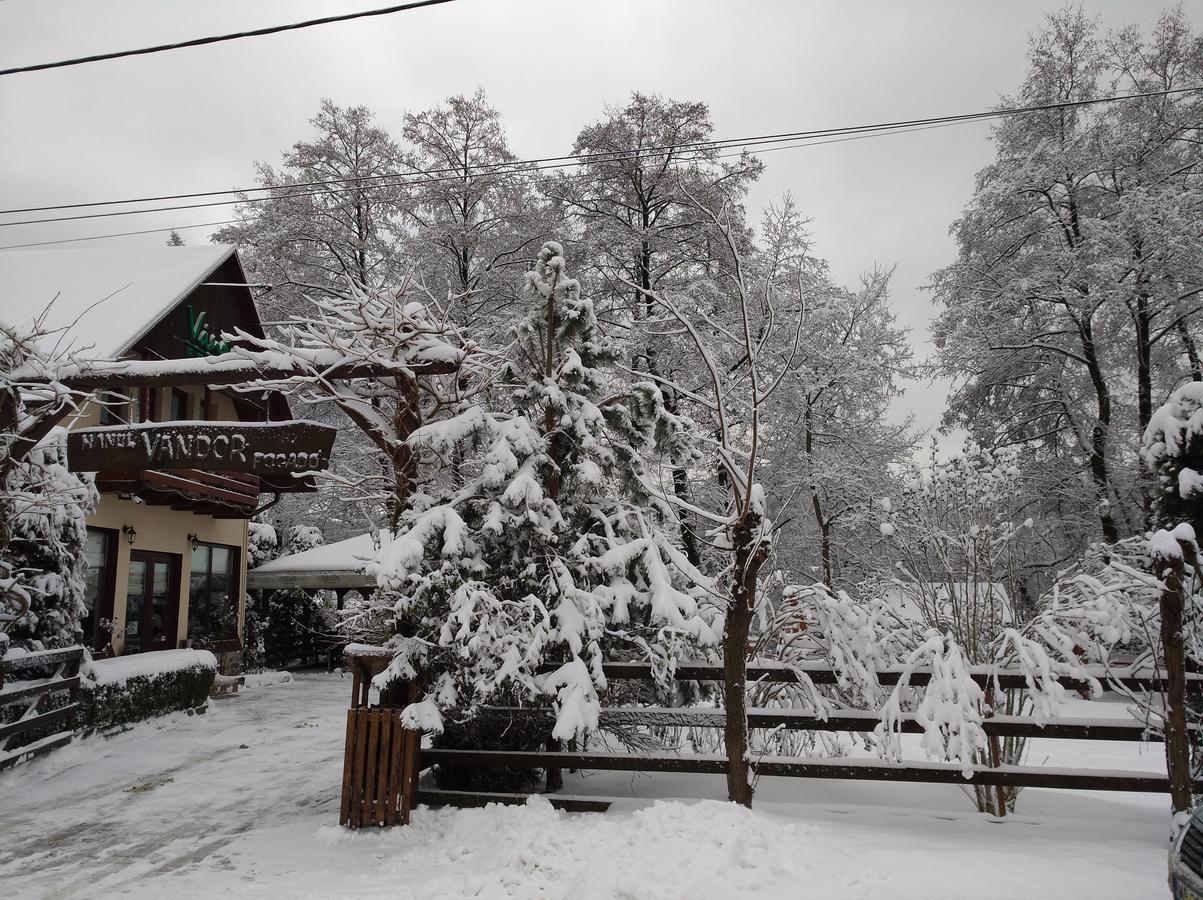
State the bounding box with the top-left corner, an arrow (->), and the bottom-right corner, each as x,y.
2,245 -> 309,662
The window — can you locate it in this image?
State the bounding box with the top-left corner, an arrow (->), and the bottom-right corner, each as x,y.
97,391 -> 122,426
188,542 -> 240,648
81,527 -> 116,651
170,389 -> 191,420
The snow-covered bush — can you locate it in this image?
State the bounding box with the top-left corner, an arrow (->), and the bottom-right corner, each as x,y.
244,524 -> 335,672
78,649 -> 217,733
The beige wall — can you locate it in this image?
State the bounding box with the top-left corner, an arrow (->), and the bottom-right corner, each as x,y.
75,385 -> 250,655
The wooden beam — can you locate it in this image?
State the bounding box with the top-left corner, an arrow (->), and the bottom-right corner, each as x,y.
418,789 -> 613,812
462,705 -> 1170,743
587,661 -> 1202,695
0,676 -> 80,709
47,353 -> 459,392
0,703 -> 78,742
422,748 -> 1198,793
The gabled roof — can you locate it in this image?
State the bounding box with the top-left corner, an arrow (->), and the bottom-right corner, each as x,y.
0,245 -> 237,360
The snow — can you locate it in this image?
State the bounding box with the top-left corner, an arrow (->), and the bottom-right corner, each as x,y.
0,675 -> 1176,899
83,648 -> 217,686
250,530 -> 392,575
0,245 -> 235,360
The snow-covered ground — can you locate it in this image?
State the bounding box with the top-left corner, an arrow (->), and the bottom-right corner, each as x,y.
0,673 -> 1175,899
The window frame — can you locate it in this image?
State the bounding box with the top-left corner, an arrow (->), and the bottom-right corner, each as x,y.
81,526 -> 118,654
187,540 -> 242,652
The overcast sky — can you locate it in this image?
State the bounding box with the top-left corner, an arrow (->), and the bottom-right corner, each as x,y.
0,0 -> 1183,430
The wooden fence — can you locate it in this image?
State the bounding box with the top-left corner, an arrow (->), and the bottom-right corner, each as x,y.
412,660 -> 1202,812
0,646 -> 83,771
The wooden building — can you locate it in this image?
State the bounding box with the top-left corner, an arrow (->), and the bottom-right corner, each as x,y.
1,245 -> 313,662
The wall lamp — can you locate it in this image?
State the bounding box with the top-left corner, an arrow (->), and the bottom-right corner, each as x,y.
122,525 -> 137,546
187,533 -> 200,552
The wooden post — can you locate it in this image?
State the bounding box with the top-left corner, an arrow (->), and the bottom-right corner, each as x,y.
984,682 -> 1007,817
1158,539 -> 1194,814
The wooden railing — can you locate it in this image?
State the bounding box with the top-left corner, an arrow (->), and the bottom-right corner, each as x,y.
0,646 -> 84,770
414,660 -> 1202,812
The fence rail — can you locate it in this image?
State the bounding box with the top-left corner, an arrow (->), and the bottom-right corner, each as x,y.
421,659 -> 1196,806
461,704 -> 1182,743
422,748 -> 1194,794
0,646 -> 84,770
591,659 -> 1202,693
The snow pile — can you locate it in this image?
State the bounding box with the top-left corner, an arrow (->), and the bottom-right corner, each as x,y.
83,648 -> 217,687
241,670 -> 293,688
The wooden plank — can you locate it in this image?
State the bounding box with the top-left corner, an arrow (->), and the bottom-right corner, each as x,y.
348,710 -> 368,829
374,710 -> 391,826
0,703 -> 78,742
418,789 -> 613,813
422,748 -> 1199,793
339,709 -> 356,827
0,647 -> 83,674
0,676 -> 80,708
362,711 -> 380,827
588,661 -> 1203,694
0,731 -> 72,771
139,470 -> 259,507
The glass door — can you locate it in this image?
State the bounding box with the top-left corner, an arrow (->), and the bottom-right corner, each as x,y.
123,551 -> 180,653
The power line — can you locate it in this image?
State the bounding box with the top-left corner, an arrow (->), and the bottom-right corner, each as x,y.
0,123 -> 970,250
0,0 -> 458,77
0,220 -> 239,251
1,85 -> 1196,227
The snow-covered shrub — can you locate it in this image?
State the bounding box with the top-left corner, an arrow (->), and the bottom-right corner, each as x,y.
244,524 -> 335,672
78,649 -> 217,733
246,521 -> 278,569
765,443 -> 1145,813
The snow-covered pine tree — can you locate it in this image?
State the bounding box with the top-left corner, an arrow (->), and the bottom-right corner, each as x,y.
1143,382 -> 1203,538
1,434 -> 96,652
372,242 -> 718,743
1143,382 -> 1203,799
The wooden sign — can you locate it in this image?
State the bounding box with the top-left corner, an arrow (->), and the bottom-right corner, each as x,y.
67,420 -> 336,476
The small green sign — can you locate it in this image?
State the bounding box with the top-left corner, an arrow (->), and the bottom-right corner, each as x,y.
184,305 -> 231,357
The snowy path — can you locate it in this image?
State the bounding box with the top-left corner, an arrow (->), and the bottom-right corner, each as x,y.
0,674 -> 1175,899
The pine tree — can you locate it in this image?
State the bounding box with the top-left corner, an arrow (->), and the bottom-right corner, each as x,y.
374,242 -> 716,742
165,230 -> 186,247
1143,383 -> 1203,537
1,438 -> 96,652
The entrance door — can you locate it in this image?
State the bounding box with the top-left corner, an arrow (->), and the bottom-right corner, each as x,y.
123,551 -> 180,653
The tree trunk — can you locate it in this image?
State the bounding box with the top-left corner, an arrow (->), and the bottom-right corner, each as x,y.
1134,291 -> 1153,432
1079,319 -> 1120,543
724,513 -> 767,807
1178,318 -> 1203,383
1159,542 -> 1193,814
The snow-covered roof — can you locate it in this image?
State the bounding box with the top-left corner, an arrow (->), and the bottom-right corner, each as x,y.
0,245 -> 237,360
246,531 -> 393,590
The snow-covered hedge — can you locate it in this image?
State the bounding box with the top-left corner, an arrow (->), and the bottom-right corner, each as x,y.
78,649 -> 217,733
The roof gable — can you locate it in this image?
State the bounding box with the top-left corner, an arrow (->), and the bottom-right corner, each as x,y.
0,245 -> 238,360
